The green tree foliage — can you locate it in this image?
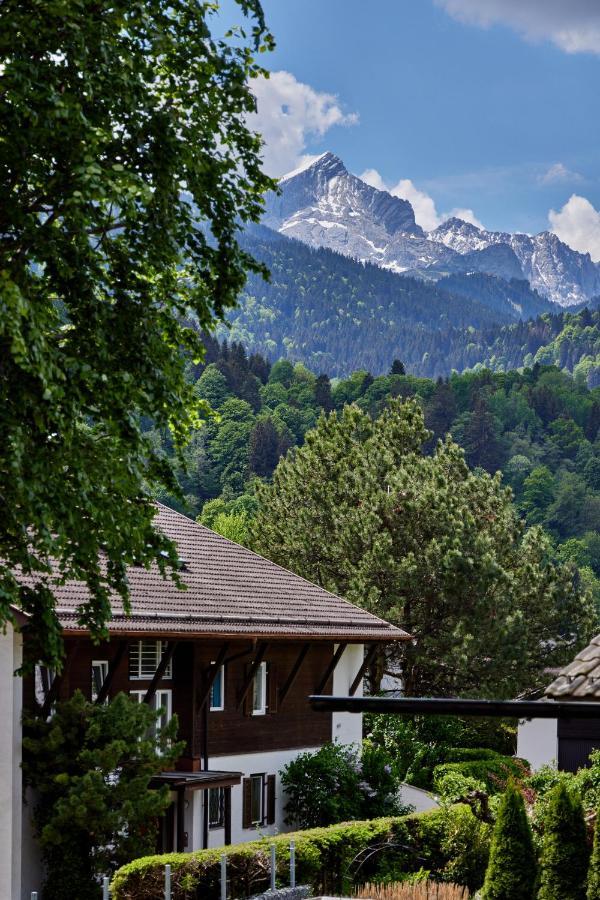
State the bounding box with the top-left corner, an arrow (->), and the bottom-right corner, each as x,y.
280,741 -> 405,829
0,0 -> 275,663
22,691 -> 182,899
537,783 -> 589,900
252,399 -> 593,697
587,810 -> 600,899
481,781 -> 536,900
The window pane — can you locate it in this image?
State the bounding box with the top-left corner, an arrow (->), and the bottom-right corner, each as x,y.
91,661 -> 108,701
209,788 -> 224,828
129,641 -> 172,679
210,668 -> 223,709
252,664 -> 264,712
251,775 -> 263,824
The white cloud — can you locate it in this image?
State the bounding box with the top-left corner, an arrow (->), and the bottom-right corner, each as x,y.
538,163 -> 583,185
436,0 -> 600,54
249,71 -> 358,176
549,195 -> 600,261
360,168 -> 484,232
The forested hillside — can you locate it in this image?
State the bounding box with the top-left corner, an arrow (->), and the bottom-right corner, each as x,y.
217,226 -> 555,378
153,338 -> 600,609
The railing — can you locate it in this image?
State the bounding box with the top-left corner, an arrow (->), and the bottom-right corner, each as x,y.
28,841 -> 299,900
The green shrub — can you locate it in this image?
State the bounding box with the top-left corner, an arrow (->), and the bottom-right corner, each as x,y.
433,756 -> 530,795
587,810 -> 600,899
537,783 -> 589,900
111,807 -> 491,899
280,740 -> 407,828
481,781 -> 536,900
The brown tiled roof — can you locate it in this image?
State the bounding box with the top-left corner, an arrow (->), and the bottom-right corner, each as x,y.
545,635 -> 600,699
38,504 -> 409,643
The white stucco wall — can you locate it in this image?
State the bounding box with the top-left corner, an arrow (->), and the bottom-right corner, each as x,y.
0,621 -> 23,900
331,643 -> 364,746
185,643 -> 366,851
517,717 -> 558,771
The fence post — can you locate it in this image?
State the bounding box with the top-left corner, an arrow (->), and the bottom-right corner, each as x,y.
270,844 -> 276,892
290,840 -> 295,889
165,863 -> 171,900
103,875 -> 110,899
221,853 -> 227,900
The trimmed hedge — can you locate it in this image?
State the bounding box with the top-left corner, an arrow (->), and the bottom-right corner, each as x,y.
111,806 -> 490,899
433,756 -> 529,795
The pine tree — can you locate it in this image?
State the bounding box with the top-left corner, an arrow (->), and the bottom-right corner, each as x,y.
248,419 -> 280,478
314,373 -> 334,412
481,781 -> 536,900
390,359 -> 406,375
538,783 -> 589,900
587,811 -> 600,899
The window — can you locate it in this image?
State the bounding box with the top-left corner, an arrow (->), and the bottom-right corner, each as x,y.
91,660 -> 109,702
209,664 -> 225,711
208,787 -> 225,829
130,688 -> 172,751
34,665 -> 55,707
250,774 -> 265,825
129,640 -> 172,680
252,661 -> 267,715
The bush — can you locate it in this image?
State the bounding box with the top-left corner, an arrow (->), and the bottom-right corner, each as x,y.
537,783 -> 589,900
111,807 -> 491,899
588,810 -> 600,899
481,781 -> 536,900
280,741 -> 407,829
433,756 -> 530,796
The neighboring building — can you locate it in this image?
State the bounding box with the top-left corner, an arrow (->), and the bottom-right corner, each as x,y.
19,503 -> 408,894
517,634 -> 600,772
0,610 -> 26,900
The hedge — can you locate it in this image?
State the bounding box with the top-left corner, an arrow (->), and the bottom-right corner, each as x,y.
111,806 -> 490,899
433,757 -> 530,795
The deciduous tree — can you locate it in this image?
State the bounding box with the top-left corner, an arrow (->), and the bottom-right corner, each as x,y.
0,0 -> 274,663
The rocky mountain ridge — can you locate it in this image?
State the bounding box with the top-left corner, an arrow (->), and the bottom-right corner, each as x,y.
264,153 -> 600,307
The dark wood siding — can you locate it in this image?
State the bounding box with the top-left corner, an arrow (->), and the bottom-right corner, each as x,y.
558,718 -> 600,772
25,636 -> 335,768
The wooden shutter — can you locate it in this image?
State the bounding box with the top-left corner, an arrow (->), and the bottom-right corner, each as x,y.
266,775 -> 276,825
243,665 -> 252,716
268,663 -> 278,714
242,778 -> 253,829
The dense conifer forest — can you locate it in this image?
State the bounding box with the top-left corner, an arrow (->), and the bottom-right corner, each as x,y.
153,334 -> 600,611
216,226 -> 556,378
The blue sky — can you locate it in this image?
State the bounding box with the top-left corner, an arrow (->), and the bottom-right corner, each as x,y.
233,0 -> 600,257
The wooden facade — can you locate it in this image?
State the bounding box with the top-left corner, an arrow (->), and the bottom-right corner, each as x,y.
26,637 -> 335,767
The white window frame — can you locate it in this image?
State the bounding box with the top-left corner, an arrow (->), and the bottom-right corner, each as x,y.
250,773 -> 266,826
91,660 -> 109,702
252,661 -> 267,716
209,664 -> 225,712
129,640 -> 172,681
130,688 -> 172,753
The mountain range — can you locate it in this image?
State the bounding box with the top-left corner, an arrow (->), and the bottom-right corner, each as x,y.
263,152 -> 600,308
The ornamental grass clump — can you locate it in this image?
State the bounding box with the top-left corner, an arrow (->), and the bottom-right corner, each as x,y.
481,781 -> 536,900
354,881 -> 468,898
537,782 -> 589,900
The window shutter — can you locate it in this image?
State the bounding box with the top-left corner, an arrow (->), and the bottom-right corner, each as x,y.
268,663 -> 278,714
243,665 -> 252,716
242,778 -> 253,829
266,775 -> 276,825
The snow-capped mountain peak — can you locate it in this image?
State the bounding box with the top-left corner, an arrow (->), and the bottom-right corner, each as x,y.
262,152 -> 600,306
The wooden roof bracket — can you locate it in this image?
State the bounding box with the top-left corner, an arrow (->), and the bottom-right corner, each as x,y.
195,642 -> 230,712
314,641 -> 348,695
237,641 -> 269,710
278,642 -> 311,708
144,641 -> 179,706
349,643 -> 380,696
95,640 -> 127,705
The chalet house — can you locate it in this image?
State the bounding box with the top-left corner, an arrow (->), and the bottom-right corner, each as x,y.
518,634 -> 600,772
13,503 -> 408,898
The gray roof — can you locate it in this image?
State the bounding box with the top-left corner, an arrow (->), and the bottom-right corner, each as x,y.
545,634 -> 600,699
40,503 -> 409,643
